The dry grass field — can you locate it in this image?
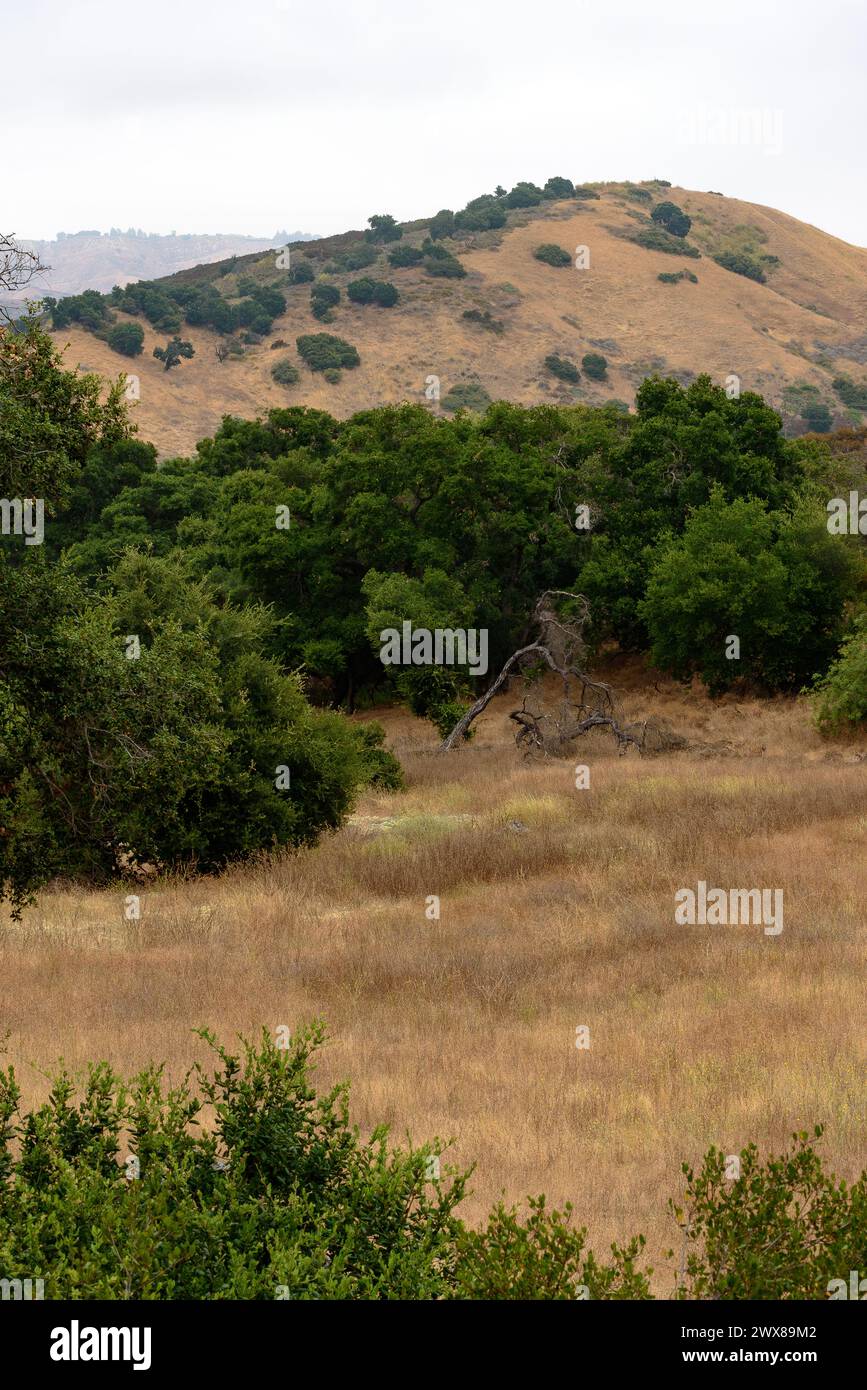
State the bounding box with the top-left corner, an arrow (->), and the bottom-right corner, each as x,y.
2,661 -> 865,1292
52,183 -> 867,458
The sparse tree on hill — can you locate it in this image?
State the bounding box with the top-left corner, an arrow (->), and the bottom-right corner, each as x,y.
153,337 -> 195,371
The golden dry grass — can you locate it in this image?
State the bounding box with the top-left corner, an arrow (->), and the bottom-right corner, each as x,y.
2,667 -> 865,1292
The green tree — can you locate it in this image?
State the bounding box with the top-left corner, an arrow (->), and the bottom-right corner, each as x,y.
153,337 -> 195,371
106,321 -> 145,357
650,201 -> 692,238
365,214 -> 402,244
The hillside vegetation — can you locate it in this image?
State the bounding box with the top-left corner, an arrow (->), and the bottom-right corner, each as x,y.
42,178 -> 867,458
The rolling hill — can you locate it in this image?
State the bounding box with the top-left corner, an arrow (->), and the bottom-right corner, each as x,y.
49,180 -> 867,458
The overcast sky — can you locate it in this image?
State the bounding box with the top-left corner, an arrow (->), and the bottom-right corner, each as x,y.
6,0 -> 866,246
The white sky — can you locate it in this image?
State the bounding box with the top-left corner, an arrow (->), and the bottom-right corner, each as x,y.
6,0 -> 867,246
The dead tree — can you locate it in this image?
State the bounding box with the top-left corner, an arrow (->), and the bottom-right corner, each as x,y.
440,590 -> 675,756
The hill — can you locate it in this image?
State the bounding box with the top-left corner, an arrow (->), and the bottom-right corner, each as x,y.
7,227 -> 319,303
47,179 -> 867,458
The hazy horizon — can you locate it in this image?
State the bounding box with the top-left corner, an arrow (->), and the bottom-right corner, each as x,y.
6,0 -> 866,248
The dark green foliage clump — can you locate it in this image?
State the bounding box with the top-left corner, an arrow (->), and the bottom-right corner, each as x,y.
832,376 -> 867,411
658,270 -> 698,284
453,196 -> 506,232
801,401 -> 833,433
271,358 -> 300,386
582,352 -> 608,380
544,354 -> 580,383
543,176 -> 575,199
106,321 -> 145,356
440,382 -> 492,413
388,244 -> 424,268
462,309 -> 503,334
533,244 -> 572,268
365,214 -> 402,244
812,615 -> 867,732
712,250 -> 767,282
347,278 -> 399,307
288,260 -> 315,284
296,333 -> 360,371
629,225 -> 701,257
428,209 -> 456,240
310,283 -> 341,322
650,201 -> 691,238
423,242 -> 466,278
505,182 -> 544,208
45,290 -> 112,332
153,337 -> 194,371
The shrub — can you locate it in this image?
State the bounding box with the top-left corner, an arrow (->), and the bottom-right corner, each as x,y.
428,209 -> 455,240
651,201 -> 692,238
832,376 -> 867,411
388,244 -> 424,268
342,243 -> 380,271
365,214 -> 402,244
0,1025 -> 465,1299
712,250 -> 766,282
347,278 -> 399,307
236,276 -> 258,296
424,250 -> 466,279
296,333 -> 360,372
671,1127 -> 867,1300
323,367 -> 342,383
288,260 -> 315,284
453,196 -> 506,232
441,382 -> 491,413
543,176 -> 575,199
252,285 -> 287,319
812,614 -> 867,732
573,186 -> 600,200
46,289 -> 112,333
544,353 -> 580,383
106,321 -> 144,357
582,352 -> 608,380
533,243 -> 572,268
271,358 -> 300,386
462,309 -> 503,333
505,182 -> 544,208
629,225 -> 701,257
310,283 -> 341,321
658,270 -> 698,284
802,401 -> 833,433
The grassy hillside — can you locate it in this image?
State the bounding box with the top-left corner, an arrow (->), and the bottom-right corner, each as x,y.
49,180 -> 867,458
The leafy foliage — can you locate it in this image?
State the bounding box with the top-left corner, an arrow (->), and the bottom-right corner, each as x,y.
712,250 -> 767,283
533,243 -> 572,268
650,201 -> 692,238
296,333 -> 360,371
106,321 -> 145,357
812,613 -> 867,732
544,353 -> 580,382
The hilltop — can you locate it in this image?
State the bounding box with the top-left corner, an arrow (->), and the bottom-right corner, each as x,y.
46,179 -> 867,457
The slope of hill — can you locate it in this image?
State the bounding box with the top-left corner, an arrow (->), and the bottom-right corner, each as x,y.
10,228 -> 319,301
50,182 -> 867,458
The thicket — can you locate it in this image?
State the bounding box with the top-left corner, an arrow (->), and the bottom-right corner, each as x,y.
534,244 -> 572,267
296,332 -> 360,371
0,1029 -> 863,1300
712,250 -> 767,283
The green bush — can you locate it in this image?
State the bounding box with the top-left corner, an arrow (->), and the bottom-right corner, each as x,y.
812,615 -> 867,732
650,201 -> 691,238
802,401 -> 833,433
423,249 -> 466,279
106,321 -> 145,357
453,196 -> 506,232
629,225 -> 701,257
582,352 -> 608,380
671,1127 -> 867,1300
462,309 -> 503,333
347,278 -> 399,307
342,244 -> 380,272
45,290 -> 112,333
428,209 -> 456,240
544,353 -> 580,383
543,176 -> 575,199
271,358 -> 300,386
365,214 -> 402,244
323,367 -> 342,383
310,284 -> 341,322
296,333 -> 360,372
573,186 -> 600,200
441,382 -> 491,413
832,376 -> 867,411
533,244 -> 572,268
288,260 -> 315,284
658,270 -> 698,284
388,244 -> 424,268
0,1025 -> 465,1299
712,250 -> 767,282
505,182 -> 544,208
